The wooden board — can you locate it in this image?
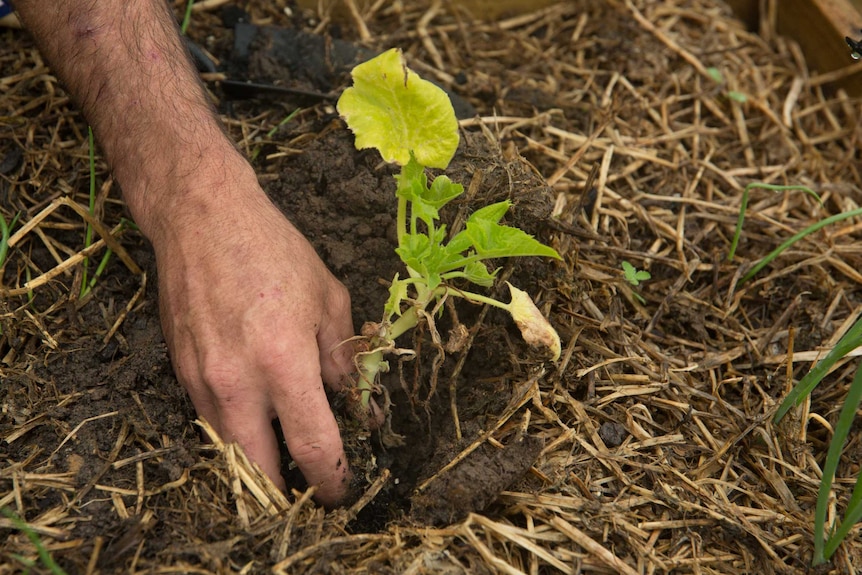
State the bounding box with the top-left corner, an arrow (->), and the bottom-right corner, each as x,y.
728,0 -> 862,94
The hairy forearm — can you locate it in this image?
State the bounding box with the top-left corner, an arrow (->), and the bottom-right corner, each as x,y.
15,0 -> 252,240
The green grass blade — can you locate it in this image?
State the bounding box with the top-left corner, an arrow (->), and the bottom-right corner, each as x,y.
0,507 -> 68,575
81,126 -> 97,298
812,364 -> 862,564
251,108 -> 301,162
774,316 -> 862,423
728,183 -> 821,262
0,213 -> 10,268
1,211 -> 22,268
824,472 -> 862,559
88,249 -> 113,290
739,206 -> 862,285
844,467 -> 862,519
181,0 -> 195,35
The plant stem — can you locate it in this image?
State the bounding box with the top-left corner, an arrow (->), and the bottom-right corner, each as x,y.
180,0 -> 195,35
442,286 -> 510,311
396,166 -> 408,247
728,183 -> 820,262
1,507 -> 67,575
81,126 -> 96,298
0,212 -> 11,269
739,206 -> 862,285
355,306 -> 420,407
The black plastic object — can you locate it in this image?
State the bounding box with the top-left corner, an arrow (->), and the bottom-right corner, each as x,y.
224,22 -> 476,118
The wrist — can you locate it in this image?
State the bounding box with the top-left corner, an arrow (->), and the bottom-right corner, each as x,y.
123,141 -> 264,249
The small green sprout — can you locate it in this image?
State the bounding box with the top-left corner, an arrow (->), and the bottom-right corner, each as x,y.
621,261 -> 650,287
706,66 -> 748,103
727,90 -> 747,103
621,261 -> 649,305
706,67 -> 723,83
338,48 -> 561,413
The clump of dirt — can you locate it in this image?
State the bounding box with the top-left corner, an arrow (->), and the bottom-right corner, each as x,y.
411,433 -> 544,526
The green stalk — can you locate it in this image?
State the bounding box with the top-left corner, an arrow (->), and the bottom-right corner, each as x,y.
442,286 -> 510,311
180,0 -> 195,35
0,211 -> 19,269
356,306 -> 420,407
88,249 -> 113,290
1,508 -> 67,574
80,126 -> 96,298
396,191 -> 408,247
728,183 -> 821,262
739,207 -> 862,285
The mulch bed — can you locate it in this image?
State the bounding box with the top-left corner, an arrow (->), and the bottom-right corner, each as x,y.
2,0 -> 862,573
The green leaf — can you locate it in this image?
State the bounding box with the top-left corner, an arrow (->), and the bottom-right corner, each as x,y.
728,182 -> 823,264
728,90 -> 747,103
384,273 -> 408,318
468,200 -> 511,226
622,261 -> 650,286
337,48 -> 459,169
465,218 -> 560,260
706,67 -> 724,83
622,261 -> 637,284
396,230 -> 462,289
813,364 -> 862,564
445,229 -> 473,255
825,470 -> 862,560
395,161 -> 465,230
440,200 -> 560,263
461,259 -> 497,287
775,316 -> 862,422
396,232 -> 432,271
394,156 -> 428,203
443,201 -> 513,257
425,175 -> 464,209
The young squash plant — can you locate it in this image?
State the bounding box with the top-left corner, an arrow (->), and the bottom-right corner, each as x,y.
337,48 -> 561,416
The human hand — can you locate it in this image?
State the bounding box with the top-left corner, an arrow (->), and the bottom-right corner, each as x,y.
14,0 -> 357,506
150,169 -> 355,506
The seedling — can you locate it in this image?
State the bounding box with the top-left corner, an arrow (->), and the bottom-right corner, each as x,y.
621,261 -> 650,287
706,67 -> 747,103
337,48 -> 561,413
621,260 -> 650,304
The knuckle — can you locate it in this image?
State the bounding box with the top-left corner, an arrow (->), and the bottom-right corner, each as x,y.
199,361 -> 245,404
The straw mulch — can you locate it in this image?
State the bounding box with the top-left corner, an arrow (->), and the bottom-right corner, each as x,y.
2,0 -> 862,573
